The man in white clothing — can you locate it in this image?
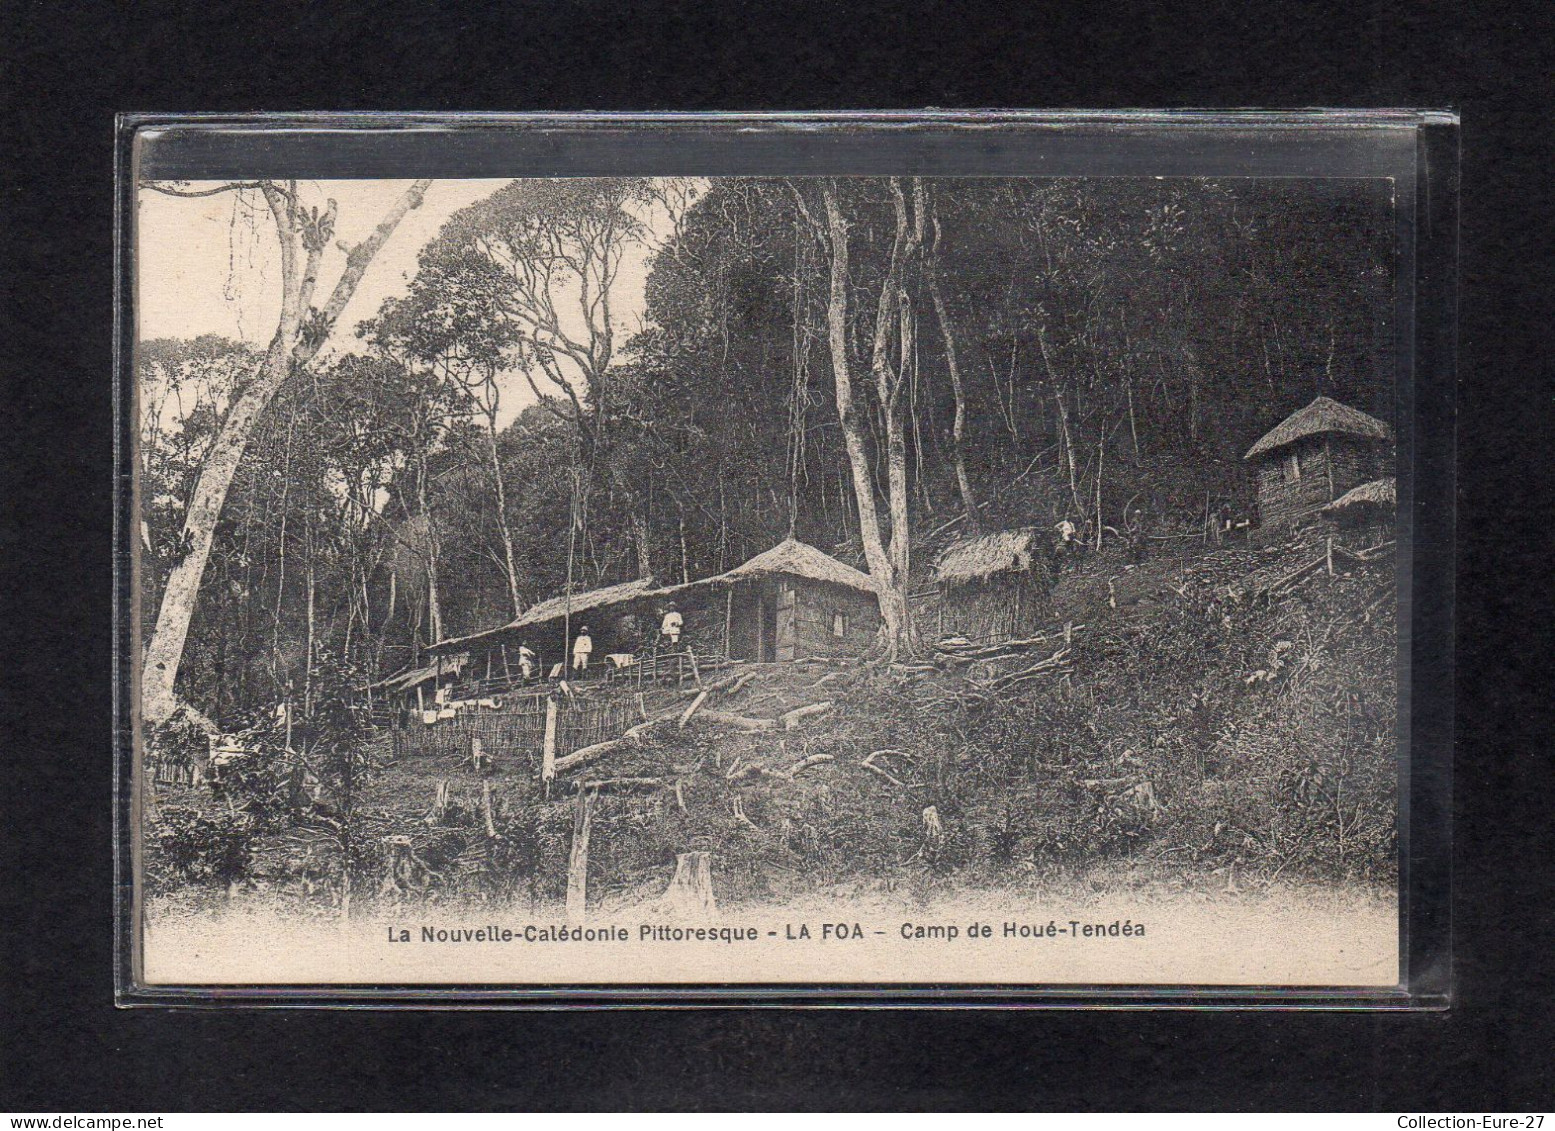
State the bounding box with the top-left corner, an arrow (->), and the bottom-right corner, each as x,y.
660,602 -> 684,648
572,627 -> 593,674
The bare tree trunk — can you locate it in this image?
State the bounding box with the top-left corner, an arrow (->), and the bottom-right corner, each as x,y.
632,511 -> 654,581
1038,325 -> 1084,516
926,227 -> 980,534
141,179 -> 430,725
415,457 -> 445,645
813,182 -> 912,657
483,413 -> 524,617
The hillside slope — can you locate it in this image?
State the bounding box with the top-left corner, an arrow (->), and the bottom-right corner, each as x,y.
514,530 -> 1399,910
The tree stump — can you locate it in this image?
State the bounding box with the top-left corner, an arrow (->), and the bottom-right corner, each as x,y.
424,780 -> 450,826
662,851 -> 717,922
565,786 -> 597,924
380,834 -> 416,899
480,780 -> 497,838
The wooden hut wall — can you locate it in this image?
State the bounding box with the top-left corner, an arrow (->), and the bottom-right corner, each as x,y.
1256,436 -> 1392,530
791,580 -> 880,658
1326,437 -> 1389,494
937,574 -> 1052,644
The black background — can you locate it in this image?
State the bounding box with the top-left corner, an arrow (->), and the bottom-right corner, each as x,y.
3,0 -> 1551,1111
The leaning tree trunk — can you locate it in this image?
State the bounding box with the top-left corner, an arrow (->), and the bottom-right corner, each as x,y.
141,179 -> 431,725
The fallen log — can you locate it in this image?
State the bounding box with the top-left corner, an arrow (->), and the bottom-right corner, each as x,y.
725,672 -> 757,698
1260,555 -> 1326,598
678,690 -> 710,728
780,701 -> 835,729
1333,539 -> 1396,563
621,715 -> 675,743
785,752 -> 834,777
729,762 -> 775,782
860,758 -> 908,788
552,738 -> 631,775
731,795 -> 761,830
935,630 -> 1083,662
696,709 -> 777,732
703,673 -> 740,696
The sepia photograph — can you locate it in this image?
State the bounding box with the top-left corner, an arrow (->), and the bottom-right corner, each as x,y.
129,150 -> 1411,992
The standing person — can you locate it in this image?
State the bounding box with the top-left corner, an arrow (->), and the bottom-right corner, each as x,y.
516,640 -> 537,682
571,626 -> 593,675
660,602 -> 684,649
1052,516 -> 1079,574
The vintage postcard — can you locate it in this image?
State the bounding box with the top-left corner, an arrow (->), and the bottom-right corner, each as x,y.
126,120 -> 1423,997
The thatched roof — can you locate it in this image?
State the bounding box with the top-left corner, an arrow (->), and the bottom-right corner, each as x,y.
372,652 -> 469,691
1244,396 -> 1393,461
934,528 -> 1042,587
1321,476 -> 1396,515
511,578 -> 659,629
431,579 -> 660,652
717,537 -> 876,593
429,539 -> 875,653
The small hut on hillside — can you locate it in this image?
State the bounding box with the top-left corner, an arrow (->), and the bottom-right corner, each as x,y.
716,537 -> 881,662
929,529 -> 1054,645
1320,476 -> 1396,545
1244,396 -> 1394,532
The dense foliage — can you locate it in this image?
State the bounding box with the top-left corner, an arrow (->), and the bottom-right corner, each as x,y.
140,176 -> 1394,726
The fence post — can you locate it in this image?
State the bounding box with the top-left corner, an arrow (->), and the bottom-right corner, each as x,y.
541,694 -> 558,797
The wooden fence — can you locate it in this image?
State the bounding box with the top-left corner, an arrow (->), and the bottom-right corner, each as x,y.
388,693 -> 641,768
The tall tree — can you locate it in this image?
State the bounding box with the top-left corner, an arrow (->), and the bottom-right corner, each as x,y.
802,178 -> 921,659
141,178 -> 432,725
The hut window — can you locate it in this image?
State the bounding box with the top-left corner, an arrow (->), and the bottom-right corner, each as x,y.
1284,450 -> 1302,482
831,611 -> 848,637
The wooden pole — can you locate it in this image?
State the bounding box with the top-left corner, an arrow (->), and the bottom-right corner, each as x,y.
565,786 -> 596,924
541,695 -> 558,794
1094,438 -> 1104,551
1326,534 -> 1335,576
724,585 -> 734,661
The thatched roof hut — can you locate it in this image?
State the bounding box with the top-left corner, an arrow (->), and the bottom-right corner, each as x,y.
1321,476 -> 1396,517
933,529 -> 1043,588
1244,397 -> 1394,533
718,537 -> 876,593
1244,395 -> 1393,461
928,529 -> 1052,645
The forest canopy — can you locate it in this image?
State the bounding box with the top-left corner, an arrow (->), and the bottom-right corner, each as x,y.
139,175 -> 1396,724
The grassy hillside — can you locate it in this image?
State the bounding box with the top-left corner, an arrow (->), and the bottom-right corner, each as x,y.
146,528 -> 1398,915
